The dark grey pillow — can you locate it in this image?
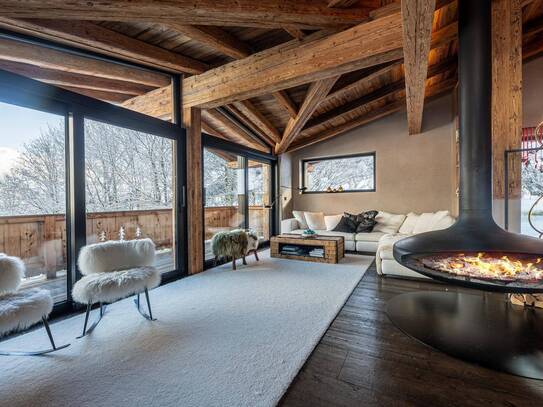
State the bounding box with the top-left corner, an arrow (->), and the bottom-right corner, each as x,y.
344,210 -> 377,224
356,218 -> 377,233
332,216 -> 357,233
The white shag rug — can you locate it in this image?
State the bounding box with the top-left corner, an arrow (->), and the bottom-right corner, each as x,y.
0,251 -> 373,407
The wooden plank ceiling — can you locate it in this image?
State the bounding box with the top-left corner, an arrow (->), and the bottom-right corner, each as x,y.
0,0 -> 542,154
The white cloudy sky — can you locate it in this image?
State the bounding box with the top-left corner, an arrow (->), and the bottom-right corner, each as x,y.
0,101 -> 63,176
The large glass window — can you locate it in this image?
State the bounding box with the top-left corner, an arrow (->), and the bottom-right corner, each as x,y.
0,101 -> 67,302
302,153 -> 376,193
84,118 -> 176,274
248,160 -> 271,241
203,147 -> 246,261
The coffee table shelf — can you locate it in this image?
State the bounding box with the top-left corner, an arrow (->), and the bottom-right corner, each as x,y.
270,234 -> 344,264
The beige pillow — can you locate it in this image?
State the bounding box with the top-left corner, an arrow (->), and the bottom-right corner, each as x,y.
412,212 -> 437,234
292,210 -> 308,229
398,212 -> 419,234
374,211 -> 406,234
324,214 -> 343,231
304,211 -> 326,230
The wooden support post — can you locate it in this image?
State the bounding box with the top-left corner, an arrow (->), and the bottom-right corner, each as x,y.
183,107 -> 204,274
492,0 -> 522,229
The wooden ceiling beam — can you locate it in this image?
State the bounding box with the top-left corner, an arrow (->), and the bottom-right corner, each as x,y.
305,56 -> 456,131
0,37 -> 170,87
165,23 -> 252,59
0,1 -> 372,30
283,28 -> 306,40
325,59 -> 403,102
122,85 -> 173,119
0,60 -> 153,95
182,12 -> 403,108
0,18 -> 207,74
232,100 -> 282,143
203,108 -> 270,153
288,76 -> 457,152
328,0 -> 359,8
401,0 -> 436,135
275,76 -> 339,154
224,105 -> 276,147
523,0 -> 543,23
272,91 -> 299,119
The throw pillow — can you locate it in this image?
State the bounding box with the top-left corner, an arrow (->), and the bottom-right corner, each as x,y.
412,212 -> 449,234
332,216 -> 357,233
398,212 -> 420,234
292,210 -> 308,229
356,218 -> 377,233
373,211 -> 406,234
324,214 -> 343,231
344,210 -> 378,225
304,211 -> 326,230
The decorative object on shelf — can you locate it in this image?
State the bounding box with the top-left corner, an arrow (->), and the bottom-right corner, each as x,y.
301,229 -> 317,238
338,186 -> 344,192
326,186 -> 333,193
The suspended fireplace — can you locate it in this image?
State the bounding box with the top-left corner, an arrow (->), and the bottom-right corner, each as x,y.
387,0 -> 543,380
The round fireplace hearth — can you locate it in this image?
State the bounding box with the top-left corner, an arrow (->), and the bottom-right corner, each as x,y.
386,291 -> 543,380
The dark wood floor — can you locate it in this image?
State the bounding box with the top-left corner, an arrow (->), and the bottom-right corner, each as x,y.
281,262 -> 543,407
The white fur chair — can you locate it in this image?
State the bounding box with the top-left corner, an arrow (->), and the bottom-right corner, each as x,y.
72,239 -> 161,337
0,254 -> 69,355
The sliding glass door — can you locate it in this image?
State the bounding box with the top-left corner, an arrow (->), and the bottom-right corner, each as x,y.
203,147 -> 246,261
248,160 -> 272,242
84,118 -> 176,274
0,101 -> 68,303
203,138 -> 276,266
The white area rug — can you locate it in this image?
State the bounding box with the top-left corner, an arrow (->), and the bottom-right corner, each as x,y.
0,251 -> 373,407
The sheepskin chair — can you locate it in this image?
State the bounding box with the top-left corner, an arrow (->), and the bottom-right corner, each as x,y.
211,229 -> 248,270
0,254 -> 69,355
72,238 -> 161,337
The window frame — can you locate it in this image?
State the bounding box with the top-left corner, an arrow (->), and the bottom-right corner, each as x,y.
300,152 -> 376,194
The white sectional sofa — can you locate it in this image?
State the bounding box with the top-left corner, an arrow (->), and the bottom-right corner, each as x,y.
281,210 -> 455,279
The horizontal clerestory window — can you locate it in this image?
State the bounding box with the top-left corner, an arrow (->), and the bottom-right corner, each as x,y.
301,153 -> 376,193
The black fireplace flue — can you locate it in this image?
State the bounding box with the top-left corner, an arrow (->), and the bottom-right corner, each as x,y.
393,0 -> 543,293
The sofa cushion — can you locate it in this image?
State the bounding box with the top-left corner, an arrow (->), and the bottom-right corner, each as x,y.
398,212 -> 419,234
412,210 -> 450,234
304,211 -> 326,230
354,231 -> 387,242
355,240 -> 379,252
292,210 -> 308,229
324,214 -> 343,231
374,211 -> 406,234
378,234 -> 410,260
434,214 -> 455,230
317,230 -> 356,241
345,210 -> 378,233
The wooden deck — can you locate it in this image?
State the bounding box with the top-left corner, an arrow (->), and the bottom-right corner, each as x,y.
281,261 -> 543,406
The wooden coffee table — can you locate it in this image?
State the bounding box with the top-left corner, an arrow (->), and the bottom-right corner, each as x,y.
270,234 -> 345,264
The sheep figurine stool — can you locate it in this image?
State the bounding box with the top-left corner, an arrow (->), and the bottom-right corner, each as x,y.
0,254 -> 69,355
72,238 -> 161,338
211,229 -> 259,270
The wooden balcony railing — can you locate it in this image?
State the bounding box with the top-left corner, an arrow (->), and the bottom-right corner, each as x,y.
0,206 -> 270,278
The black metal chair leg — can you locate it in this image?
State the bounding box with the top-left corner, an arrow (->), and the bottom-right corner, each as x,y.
42,317 -> 57,350
77,303 -> 106,339
134,288 -> 157,321
0,317 -> 70,356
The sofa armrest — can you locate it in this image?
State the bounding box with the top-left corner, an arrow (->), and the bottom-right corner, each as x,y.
281,218 -> 299,233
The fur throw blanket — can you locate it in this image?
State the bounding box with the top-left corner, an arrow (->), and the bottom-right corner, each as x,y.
211,229 -> 249,259
0,254 -> 24,295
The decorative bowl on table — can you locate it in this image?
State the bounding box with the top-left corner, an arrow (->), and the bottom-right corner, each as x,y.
301,229 -> 317,238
